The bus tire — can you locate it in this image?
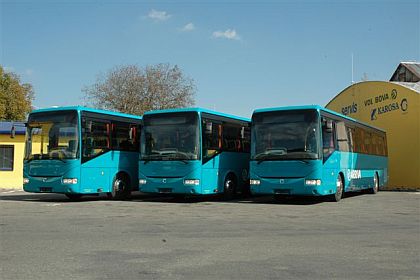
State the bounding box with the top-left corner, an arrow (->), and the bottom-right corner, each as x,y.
65,194 -> 83,201
368,173 -> 379,194
223,174 -> 236,200
331,175 -> 344,202
109,173 -> 130,200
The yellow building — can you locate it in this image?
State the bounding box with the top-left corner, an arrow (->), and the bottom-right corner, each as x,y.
0,122 -> 26,189
326,62 -> 420,190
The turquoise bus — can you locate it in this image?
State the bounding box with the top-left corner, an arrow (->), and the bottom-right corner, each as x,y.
23,106 -> 142,200
250,105 -> 388,202
139,108 -> 250,198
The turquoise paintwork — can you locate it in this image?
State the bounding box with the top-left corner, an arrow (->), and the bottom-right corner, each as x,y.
139,152 -> 250,195
250,152 -> 388,196
140,108 -> 250,195
23,106 -> 141,195
250,105 -> 388,197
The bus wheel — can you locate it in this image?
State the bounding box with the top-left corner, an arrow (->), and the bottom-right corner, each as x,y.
331,175 -> 344,202
109,174 -> 130,200
223,175 -> 236,200
368,173 -> 379,194
65,194 -> 83,201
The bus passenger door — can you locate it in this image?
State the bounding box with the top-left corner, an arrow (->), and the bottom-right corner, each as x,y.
80,118 -> 111,193
321,118 -> 339,193
201,120 -> 222,194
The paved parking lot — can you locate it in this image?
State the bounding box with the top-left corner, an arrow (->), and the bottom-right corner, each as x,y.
1,190 -> 419,280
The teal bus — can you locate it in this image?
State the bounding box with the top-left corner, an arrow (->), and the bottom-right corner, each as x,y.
139,108 -> 250,198
23,106 -> 142,200
250,105 -> 388,202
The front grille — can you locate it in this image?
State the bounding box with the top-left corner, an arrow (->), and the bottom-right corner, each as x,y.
39,187 -> 52,192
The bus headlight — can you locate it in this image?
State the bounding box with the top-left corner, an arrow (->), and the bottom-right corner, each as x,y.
250,179 -> 261,185
184,179 -> 200,186
305,179 -> 321,186
62,178 -> 78,184
139,179 -> 147,185
23,178 -> 29,184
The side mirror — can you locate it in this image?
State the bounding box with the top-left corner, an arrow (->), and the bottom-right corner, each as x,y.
86,120 -> 92,133
326,120 -> 333,132
205,122 -> 213,135
323,118 -> 333,133
129,126 -> 136,141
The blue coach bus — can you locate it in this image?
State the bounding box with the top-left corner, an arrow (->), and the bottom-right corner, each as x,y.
250,105 -> 388,202
139,108 -> 250,198
23,106 -> 142,200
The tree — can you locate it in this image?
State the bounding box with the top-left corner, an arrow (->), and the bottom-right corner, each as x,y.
0,66 -> 34,121
83,64 -> 196,115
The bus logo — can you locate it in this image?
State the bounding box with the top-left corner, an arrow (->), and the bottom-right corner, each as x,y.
162,179 -> 167,183
42,178 -> 47,182
279,179 -> 285,184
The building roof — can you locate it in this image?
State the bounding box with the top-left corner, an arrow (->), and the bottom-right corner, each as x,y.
0,122 -> 26,135
391,81 -> 420,93
390,62 -> 420,82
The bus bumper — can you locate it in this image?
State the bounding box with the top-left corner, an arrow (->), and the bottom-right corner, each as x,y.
250,177 -> 332,196
139,177 -> 203,195
23,176 -> 80,194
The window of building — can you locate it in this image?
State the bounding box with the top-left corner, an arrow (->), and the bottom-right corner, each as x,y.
0,145 -> 14,171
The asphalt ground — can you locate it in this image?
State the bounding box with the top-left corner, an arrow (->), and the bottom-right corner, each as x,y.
1,190 -> 419,280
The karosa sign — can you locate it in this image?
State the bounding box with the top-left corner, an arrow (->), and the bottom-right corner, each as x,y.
340,89 -> 408,120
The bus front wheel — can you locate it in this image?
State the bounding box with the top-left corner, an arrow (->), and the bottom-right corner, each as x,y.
223,175 -> 236,200
331,175 -> 344,202
109,174 -> 130,200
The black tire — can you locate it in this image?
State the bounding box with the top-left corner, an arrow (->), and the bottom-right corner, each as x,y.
65,194 -> 83,201
223,174 -> 236,200
331,175 -> 344,202
109,174 -> 130,200
368,173 -> 379,194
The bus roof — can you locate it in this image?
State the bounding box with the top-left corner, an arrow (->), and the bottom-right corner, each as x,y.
29,106 -> 142,120
144,107 -> 250,122
253,105 -> 385,133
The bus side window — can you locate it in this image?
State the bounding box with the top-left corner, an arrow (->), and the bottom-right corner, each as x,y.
322,118 -> 335,159
82,119 -> 110,161
336,122 -> 349,152
202,120 -> 221,159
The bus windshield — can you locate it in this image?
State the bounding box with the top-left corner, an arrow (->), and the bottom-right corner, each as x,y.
25,110 -> 79,161
251,109 -> 320,161
141,112 -> 200,161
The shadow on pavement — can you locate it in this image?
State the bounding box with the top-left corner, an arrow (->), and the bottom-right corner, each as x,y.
0,190 -> 371,205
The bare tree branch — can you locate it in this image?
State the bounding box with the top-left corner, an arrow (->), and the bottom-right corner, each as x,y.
83,64 -> 196,115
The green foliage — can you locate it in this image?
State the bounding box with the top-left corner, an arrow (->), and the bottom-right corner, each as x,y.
83,64 -> 196,115
0,66 -> 34,121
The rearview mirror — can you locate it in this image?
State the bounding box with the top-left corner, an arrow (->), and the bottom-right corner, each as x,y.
205,122 -> 213,134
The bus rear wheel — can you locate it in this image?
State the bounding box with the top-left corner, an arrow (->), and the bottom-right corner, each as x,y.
368,173 -> 379,194
223,175 -> 236,200
109,174 -> 130,200
331,175 -> 344,202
